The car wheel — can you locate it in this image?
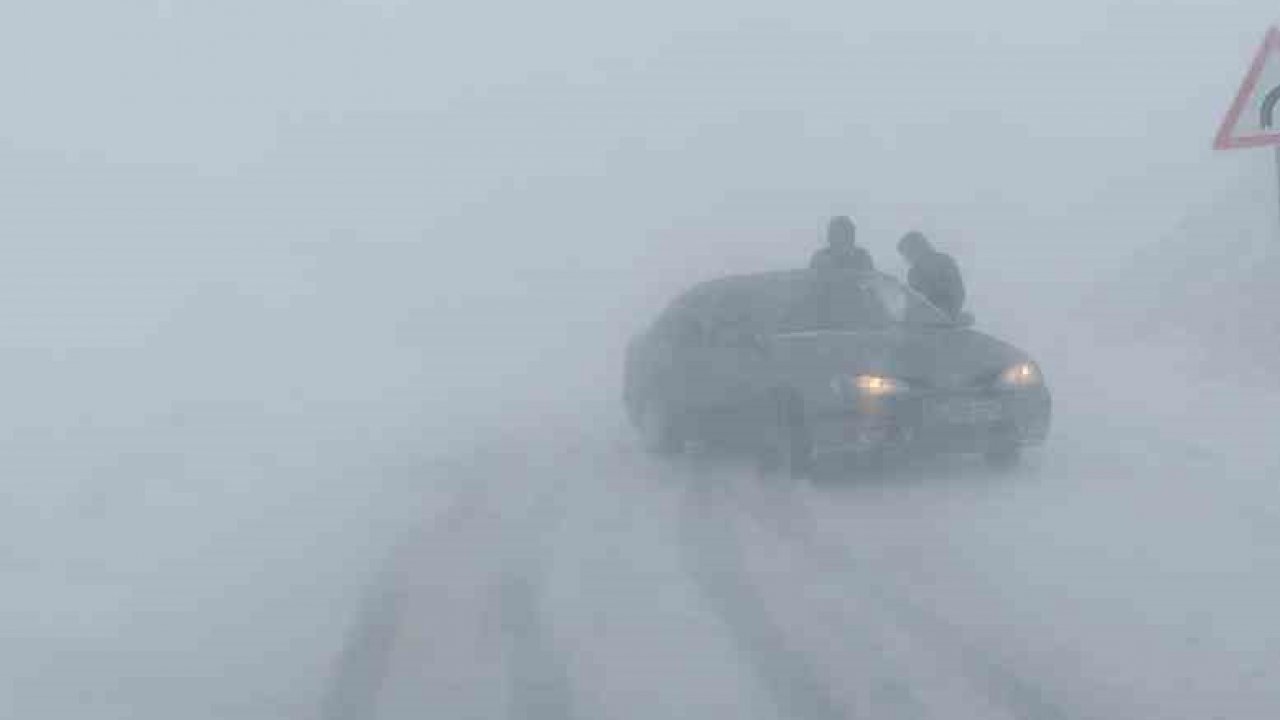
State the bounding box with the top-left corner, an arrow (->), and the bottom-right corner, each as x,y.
757,394 -> 812,480
638,401 -> 685,456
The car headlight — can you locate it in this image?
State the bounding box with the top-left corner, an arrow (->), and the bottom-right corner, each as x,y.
850,374 -> 909,396
997,362 -> 1041,388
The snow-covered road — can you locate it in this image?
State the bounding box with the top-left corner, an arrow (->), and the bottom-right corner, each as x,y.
329,342 -> 1280,720
6,336 -> 1279,720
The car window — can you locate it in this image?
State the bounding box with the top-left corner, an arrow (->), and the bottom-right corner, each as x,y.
869,275 -> 953,325
671,313 -> 705,347
774,272 -> 950,333
653,293 -> 711,348
705,287 -> 763,346
776,275 -> 893,332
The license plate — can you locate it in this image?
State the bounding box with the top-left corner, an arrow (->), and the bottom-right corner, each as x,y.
927,397 -> 1003,425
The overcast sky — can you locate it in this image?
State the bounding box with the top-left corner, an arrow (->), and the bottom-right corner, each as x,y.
4,3 -> 1278,247
4,5 -> 1278,256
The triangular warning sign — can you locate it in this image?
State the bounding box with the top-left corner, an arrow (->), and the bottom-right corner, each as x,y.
1215,27 -> 1280,150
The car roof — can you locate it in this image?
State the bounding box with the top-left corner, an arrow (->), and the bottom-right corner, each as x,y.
677,268 -> 890,306
656,268 -> 903,331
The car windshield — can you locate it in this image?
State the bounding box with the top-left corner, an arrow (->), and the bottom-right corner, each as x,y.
775,272 -> 952,333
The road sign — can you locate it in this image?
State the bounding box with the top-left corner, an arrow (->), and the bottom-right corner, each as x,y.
1215,27 -> 1280,236
1214,27 -> 1280,150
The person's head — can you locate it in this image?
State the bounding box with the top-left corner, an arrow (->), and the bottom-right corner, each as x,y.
826,216 -> 856,250
897,231 -> 931,263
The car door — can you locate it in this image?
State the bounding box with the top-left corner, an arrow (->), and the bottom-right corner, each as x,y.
642,285 -> 771,442
643,291 -> 739,426
687,290 -> 774,442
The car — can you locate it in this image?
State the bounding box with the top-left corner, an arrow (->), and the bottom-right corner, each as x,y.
623,268 -> 1051,476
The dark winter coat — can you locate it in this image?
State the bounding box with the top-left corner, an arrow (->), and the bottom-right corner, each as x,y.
906,250 -> 965,318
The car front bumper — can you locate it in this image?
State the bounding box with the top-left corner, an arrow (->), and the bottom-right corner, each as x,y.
807,387 -> 1052,459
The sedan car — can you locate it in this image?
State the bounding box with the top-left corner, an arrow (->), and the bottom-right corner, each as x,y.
623,268 -> 1050,476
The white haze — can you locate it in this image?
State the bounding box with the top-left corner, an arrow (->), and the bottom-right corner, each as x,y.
3,2 -> 1280,718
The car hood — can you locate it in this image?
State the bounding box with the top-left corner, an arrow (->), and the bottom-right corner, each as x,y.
767,327 -> 1032,390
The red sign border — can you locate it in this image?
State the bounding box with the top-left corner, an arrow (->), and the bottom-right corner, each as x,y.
1214,27 -> 1280,150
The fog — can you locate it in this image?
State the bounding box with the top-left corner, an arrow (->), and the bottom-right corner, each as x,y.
4,2 -> 1280,718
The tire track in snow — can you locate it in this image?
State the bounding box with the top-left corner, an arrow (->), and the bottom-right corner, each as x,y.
677,475 -> 853,720
320,446 -> 580,720
318,537 -> 414,720
726,472 -> 1087,720
319,462 -> 492,720
496,465 -> 578,720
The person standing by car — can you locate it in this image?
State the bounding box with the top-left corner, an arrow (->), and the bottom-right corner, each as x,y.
810,215 -> 875,271
897,231 -> 965,319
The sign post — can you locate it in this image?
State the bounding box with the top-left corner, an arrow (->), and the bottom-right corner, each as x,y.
1274,144 -> 1280,221
1214,27 -> 1280,231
